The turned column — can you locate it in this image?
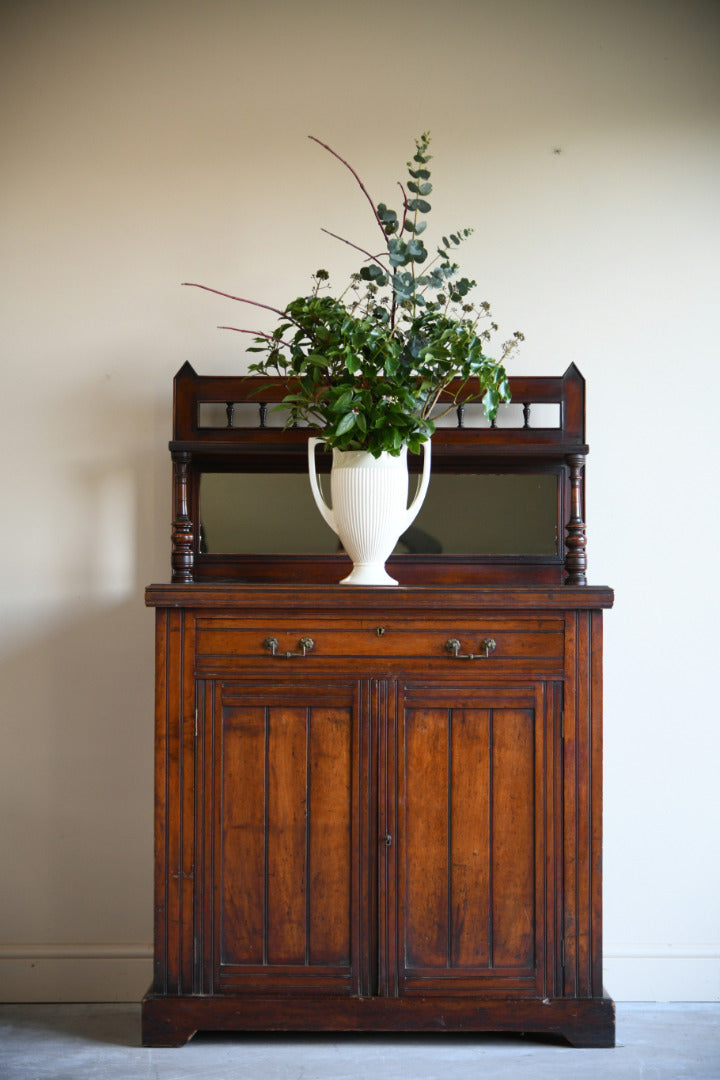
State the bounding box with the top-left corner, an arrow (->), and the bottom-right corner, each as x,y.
565,453 -> 587,586
171,452 -> 195,583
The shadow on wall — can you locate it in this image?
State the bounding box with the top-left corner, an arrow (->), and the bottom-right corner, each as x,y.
0,394 -> 168,957
0,596 -> 155,947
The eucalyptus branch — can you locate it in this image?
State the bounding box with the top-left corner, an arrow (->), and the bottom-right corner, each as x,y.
411,211 -> 419,319
308,135 -> 386,242
397,181 -> 409,235
390,275 -> 398,332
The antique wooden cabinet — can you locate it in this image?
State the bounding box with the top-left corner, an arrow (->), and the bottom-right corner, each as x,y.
142,365 -> 615,1047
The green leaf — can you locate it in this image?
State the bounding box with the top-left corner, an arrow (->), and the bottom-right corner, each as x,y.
482,387 -> 499,420
360,265 -> 388,285
334,411 -> 356,436
377,203 -> 399,236
407,239 -> 428,262
332,388 -> 354,410
392,272 -> 415,300
407,198 -> 431,214
387,238 -> 409,267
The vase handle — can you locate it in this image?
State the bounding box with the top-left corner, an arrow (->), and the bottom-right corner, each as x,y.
307,437 -> 336,532
404,439 -> 432,529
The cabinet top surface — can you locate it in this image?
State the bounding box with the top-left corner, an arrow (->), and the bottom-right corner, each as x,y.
146,582 -> 614,612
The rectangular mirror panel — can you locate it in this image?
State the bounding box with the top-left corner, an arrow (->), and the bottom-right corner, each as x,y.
199,472 -> 559,557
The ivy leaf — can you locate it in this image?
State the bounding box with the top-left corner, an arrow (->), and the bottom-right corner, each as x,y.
482,387 -> 499,420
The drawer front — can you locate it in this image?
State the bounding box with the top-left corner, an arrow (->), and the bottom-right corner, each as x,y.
194,615 -> 564,675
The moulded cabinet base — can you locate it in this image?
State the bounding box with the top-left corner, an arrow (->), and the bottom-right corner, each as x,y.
141,992 -> 616,1049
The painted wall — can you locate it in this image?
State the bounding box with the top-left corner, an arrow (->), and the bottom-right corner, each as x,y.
1,0 -> 718,1002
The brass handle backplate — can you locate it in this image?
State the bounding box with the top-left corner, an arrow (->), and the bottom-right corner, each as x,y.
445,637 -> 497,660
264,636 -> 315,658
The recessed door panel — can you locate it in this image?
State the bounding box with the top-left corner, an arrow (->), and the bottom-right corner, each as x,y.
396,682 -> 553,997
206,680 -> 361,995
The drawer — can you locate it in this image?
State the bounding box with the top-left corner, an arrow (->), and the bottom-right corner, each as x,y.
194,615 -> 565,674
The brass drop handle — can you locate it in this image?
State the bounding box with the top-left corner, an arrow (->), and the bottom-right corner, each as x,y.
445,637 -> 497,660
264,636 -> 315,658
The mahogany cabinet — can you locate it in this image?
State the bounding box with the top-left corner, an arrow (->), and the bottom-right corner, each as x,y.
142,584 -> 614,1047
142,364 -> 614,1046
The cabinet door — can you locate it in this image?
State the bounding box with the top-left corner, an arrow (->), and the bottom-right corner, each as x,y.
388,681 -> 558,998
199,678 -> 367,997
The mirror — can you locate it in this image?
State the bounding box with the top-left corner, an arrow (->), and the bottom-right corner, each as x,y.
199,472 -> 559,556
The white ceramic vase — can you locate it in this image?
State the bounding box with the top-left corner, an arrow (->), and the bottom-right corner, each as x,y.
307,437 -> 431,586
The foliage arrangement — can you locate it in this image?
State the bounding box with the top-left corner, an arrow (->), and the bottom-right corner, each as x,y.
185,133 -> 522,457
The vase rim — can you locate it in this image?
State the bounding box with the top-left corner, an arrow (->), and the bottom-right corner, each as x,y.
331,445 -> 408,467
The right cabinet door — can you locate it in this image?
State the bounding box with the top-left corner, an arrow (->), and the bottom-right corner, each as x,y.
390,680 -> 560,999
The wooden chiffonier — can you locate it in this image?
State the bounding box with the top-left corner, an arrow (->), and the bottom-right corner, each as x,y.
142,364 -> 615,1048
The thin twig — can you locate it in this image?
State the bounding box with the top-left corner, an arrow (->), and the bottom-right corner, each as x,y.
218,326 -> 295,349
320,228 -> 388,271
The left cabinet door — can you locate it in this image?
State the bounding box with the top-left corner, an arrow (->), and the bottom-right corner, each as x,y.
196,677 -> 367,998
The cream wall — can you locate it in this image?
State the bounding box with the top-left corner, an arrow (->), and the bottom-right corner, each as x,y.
1,0 -> 719,1002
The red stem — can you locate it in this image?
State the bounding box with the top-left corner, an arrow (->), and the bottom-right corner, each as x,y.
183,282 -> 289,321
308,135 -> 386,242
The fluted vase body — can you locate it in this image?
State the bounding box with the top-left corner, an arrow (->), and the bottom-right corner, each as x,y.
307,439 -> 431,585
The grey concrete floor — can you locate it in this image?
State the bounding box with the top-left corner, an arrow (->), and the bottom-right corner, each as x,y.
0,1003 -> 718,1079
